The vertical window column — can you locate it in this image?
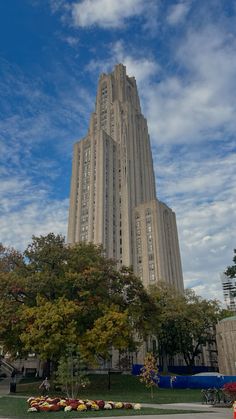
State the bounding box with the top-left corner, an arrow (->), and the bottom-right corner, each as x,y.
80,146 -> 91,241
145,209 -> 156,282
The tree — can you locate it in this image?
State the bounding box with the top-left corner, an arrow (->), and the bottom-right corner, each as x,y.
0,245 -> 28,357
0,234 -> 156,374
139,353 -> 158,399
20,297 -> 81,363
179,289 -> 222,371
150,284 -> 185,373
225,249 -> 236,279
151,284 -> 223,373
55,345 -> 89,399
81,306 -> 135,364
0,243 -> 24,273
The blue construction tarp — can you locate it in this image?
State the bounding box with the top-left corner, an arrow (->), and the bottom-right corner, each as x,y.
132,364 -> 236,389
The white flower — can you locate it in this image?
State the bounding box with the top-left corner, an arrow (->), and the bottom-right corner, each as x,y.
27,397 -> 35,403
104,403 -> 112,409
27,407 -> 38,412
134,403 -> 141,410
64,406 -> 72,412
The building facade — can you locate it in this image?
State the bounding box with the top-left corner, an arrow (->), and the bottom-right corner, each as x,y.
68,64 -> 183,291
221,273 -> 236,312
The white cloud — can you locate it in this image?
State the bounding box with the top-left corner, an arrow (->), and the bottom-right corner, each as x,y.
0,59 -> 94,165
113,41 -> 159,83
72,0 -> 150,28
153,146 -> 236,302
0,59 -> 92,250
0,199 -> 68,251
62,36 -> 79,47
167,0 -> 191,25
50,0 -> 67,13
0,175 -> 68,250
141,24 -> 236,145
179,195 -> 235,302
86,23 -> 236,147
86,40 -> 159,87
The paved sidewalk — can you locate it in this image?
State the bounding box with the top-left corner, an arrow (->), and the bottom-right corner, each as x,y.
106,413 -> 231,419
141,402 -> 232,418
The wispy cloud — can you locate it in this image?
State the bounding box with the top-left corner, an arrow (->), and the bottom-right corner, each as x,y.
0,58 -> 93,164
166,0 -> 192,25
0,58 -> 92,250
0,184 -> 68,250
144,24 -> 236,144
86,21 -> 236,148
49,0 -> 68,14
153,145 -> 236,300
60,35 -> 79,47
86,40 -> 159,86
71,0 -> 151,28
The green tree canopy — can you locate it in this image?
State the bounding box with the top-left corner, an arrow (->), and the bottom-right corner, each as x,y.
20,297 -> 81,361
225,249 -> 236,279
150,284 -> 223,373
0,234 -> 156,372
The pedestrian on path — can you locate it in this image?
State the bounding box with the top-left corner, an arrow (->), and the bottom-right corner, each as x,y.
39,377 -> 50,395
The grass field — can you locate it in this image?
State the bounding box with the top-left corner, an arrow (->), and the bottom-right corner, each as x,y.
0,397 -> 206,419
15,374 -> 202,404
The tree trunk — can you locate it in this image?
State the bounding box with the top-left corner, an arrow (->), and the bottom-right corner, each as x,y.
161,350 -> 168,375
108,368 -> 111,390
43,359 -> 51,378
183,353 -> 195,375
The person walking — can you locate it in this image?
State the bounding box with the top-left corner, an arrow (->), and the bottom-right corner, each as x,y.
39,377 -> 50,395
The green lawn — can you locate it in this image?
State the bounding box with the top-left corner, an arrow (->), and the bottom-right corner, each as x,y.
0,397 -> 206,419
15,374 -> 202,404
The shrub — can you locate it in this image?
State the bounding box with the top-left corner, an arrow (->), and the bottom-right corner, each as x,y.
222,382 -> 236,402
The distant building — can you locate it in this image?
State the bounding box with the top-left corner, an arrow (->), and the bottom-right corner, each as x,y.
221,273 -> 236,312
67,64 -> 183,291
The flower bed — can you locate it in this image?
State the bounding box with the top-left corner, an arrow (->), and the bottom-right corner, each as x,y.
27,397 -> 141,413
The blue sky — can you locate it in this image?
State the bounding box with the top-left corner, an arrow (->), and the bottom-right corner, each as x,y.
0,0 -> 236,302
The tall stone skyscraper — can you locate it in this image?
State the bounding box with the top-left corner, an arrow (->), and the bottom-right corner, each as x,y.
68,64 -> 183,292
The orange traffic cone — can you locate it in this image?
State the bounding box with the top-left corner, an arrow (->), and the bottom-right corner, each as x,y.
233,401 -> 236,419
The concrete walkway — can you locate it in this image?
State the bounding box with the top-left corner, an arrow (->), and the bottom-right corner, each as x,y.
141,402 -> 232,418
102,412 -> 231,419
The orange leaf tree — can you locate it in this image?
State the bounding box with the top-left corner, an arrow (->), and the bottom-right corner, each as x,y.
139,352 -> 158,399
